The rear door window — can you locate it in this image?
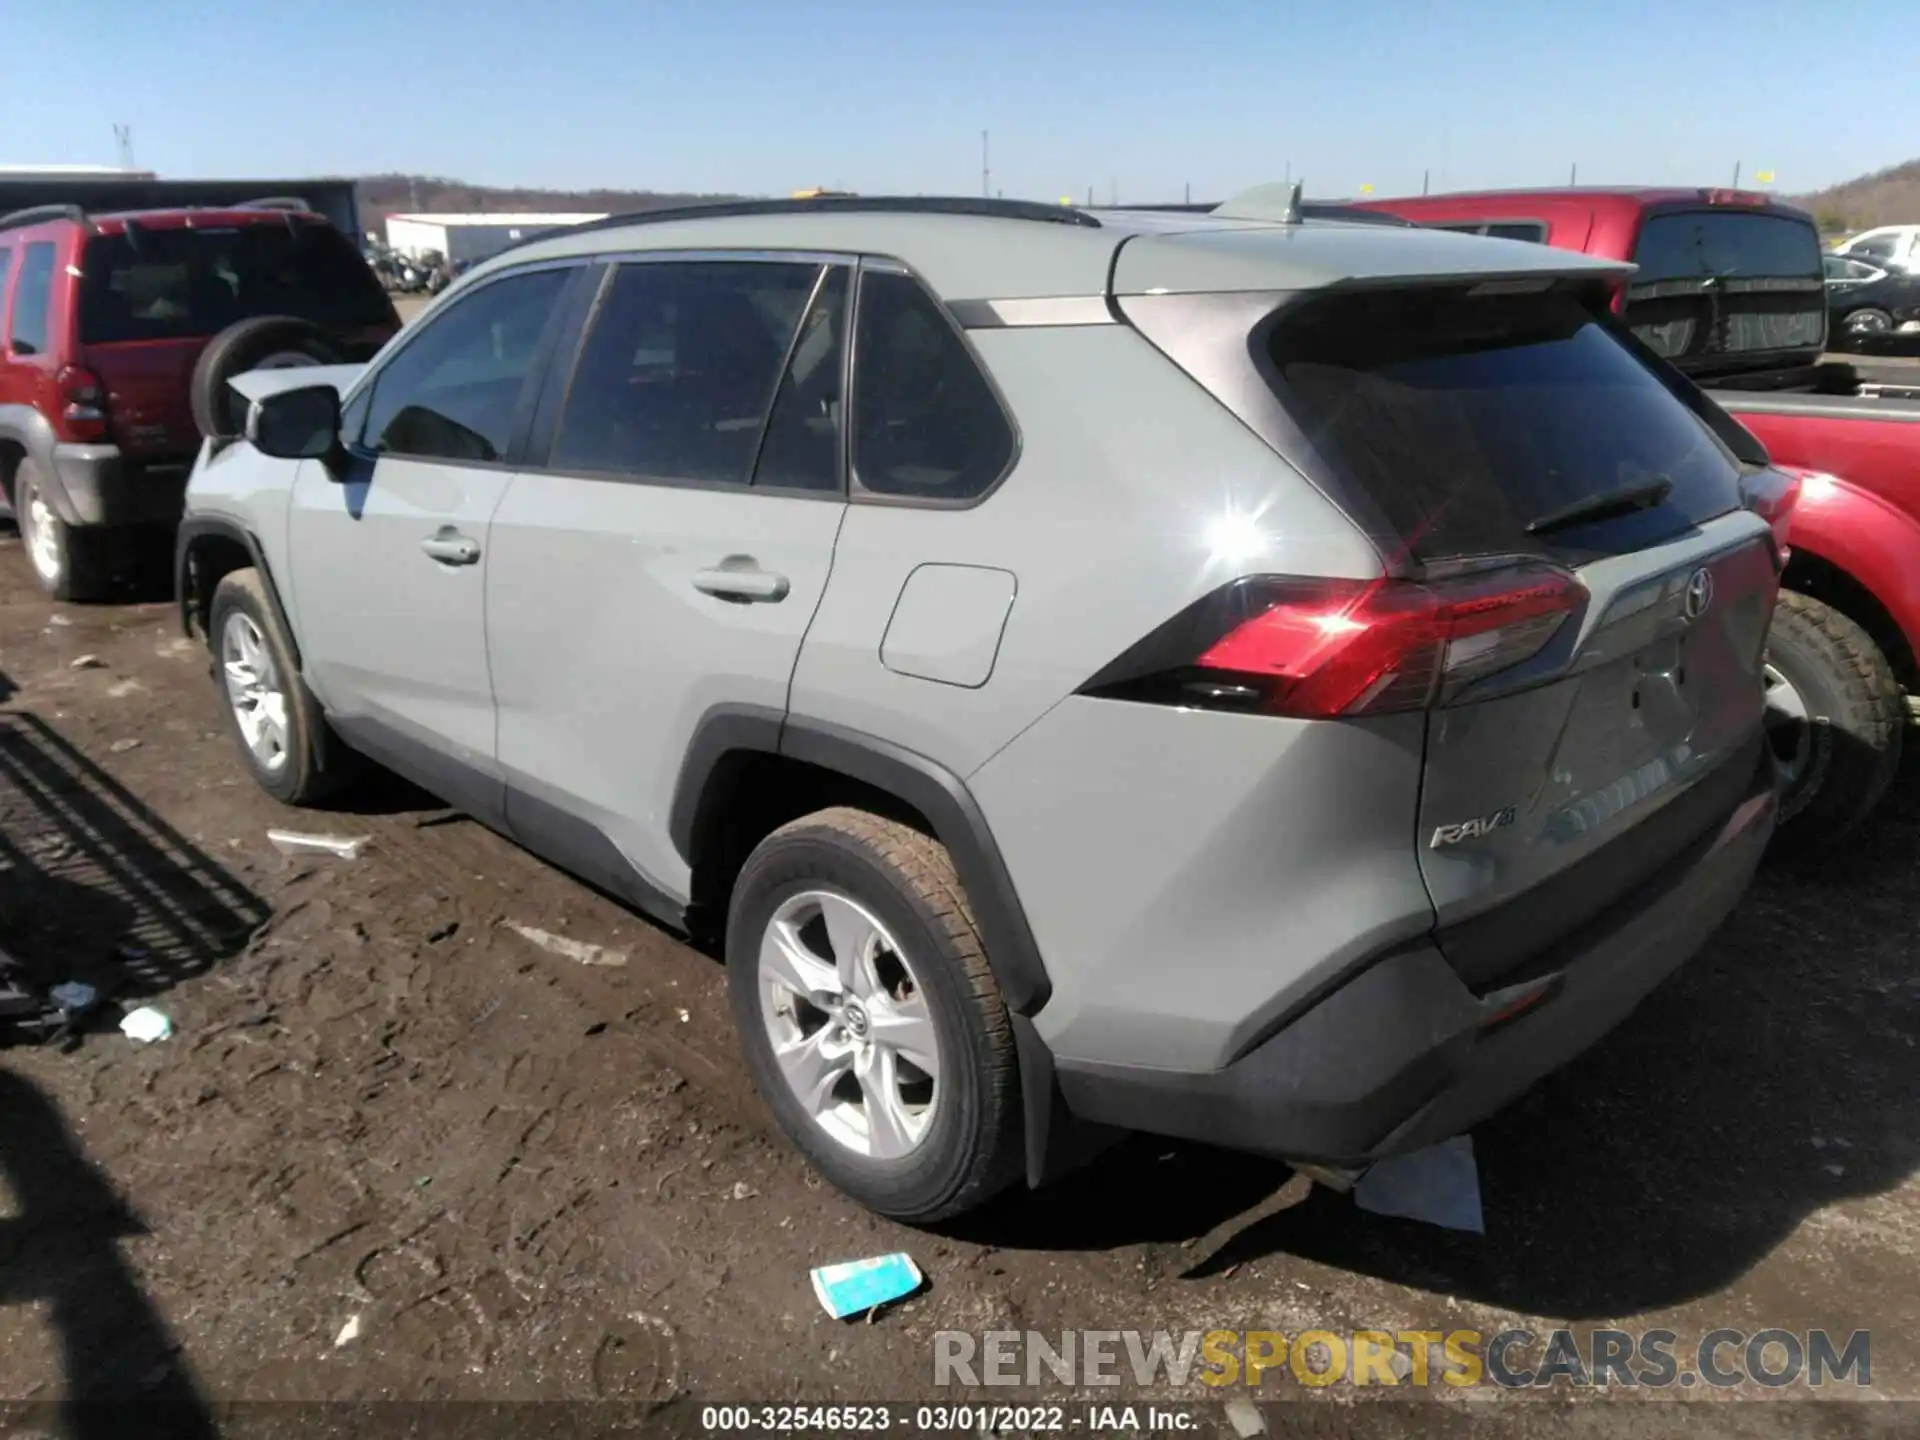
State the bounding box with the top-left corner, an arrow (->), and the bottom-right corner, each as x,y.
78,222 -> 393,344
753,266 -> 849,493
1267,286 -> 1744,562
1626,211 -> 1825,365
9,243 -> 55,356
550,259 -> 821,485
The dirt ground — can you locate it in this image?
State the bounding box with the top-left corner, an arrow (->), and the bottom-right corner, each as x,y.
0,527 -> 1916,1439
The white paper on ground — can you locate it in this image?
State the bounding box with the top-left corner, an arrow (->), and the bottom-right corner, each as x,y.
1353,1135 -> 1485,1234
119,1006 -> 174,1044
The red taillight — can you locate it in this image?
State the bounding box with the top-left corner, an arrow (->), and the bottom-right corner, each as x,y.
1742,467 -> 1803,567
1081,566 -> 1586,719
1702,188 -> 1767,208
56,364 -> 108,443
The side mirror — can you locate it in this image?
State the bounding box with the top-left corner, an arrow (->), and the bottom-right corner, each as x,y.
246,385 -> 342,462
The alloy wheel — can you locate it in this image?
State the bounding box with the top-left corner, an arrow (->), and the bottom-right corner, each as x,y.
757,889 -> 941,1161
22,490 -> 61,585
221,611 -> 290,773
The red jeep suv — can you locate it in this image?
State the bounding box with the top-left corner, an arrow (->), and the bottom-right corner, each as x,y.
0,201 -> 399,600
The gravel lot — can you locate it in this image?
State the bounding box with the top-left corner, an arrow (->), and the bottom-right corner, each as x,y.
0,415 -> 1915,1435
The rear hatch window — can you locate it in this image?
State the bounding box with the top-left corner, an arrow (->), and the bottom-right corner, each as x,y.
1266,286 -> 1745,563
79,221 -> 393,344
1626,210 -> 1826,371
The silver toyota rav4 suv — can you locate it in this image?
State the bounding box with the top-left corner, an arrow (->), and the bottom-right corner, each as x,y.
179,195 -> 1787,1221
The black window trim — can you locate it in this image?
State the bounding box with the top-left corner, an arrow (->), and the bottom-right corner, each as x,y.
519,247 -> 856,503
845,256 -> 1024,511
342,256 -> 591,473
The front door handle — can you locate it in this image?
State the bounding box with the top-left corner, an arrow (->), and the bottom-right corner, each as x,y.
420,529 -> 481,566
692,566 -> 790,603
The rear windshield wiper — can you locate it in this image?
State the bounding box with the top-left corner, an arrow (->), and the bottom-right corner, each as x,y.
1525,476 -> 1672,536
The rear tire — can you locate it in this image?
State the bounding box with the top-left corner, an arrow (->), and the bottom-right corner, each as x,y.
1842,307 -> 1893,339
208,568 -> 338,805
1764,590 -> 1904,853
190,316 -> 342,442
14,459 -> 112,602
726,808 -> 1023,1223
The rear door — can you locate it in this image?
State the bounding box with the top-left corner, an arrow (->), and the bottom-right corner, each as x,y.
1262,284 -> 1778,989
1625,206 -> 1827,376
485,255 -> 849,898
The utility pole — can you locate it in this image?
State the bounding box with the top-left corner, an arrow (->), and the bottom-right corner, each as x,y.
1570,162 -> 1577,185
1184,181 -> 1191,205
1087,185 -> 1094,206
112,123 -> 134,170
1422,169 -> 1429,195
981,131 -> 990,199
1731,160 -> 1742,188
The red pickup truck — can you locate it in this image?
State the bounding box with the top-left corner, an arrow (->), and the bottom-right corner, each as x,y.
1356,187 -> 1915,851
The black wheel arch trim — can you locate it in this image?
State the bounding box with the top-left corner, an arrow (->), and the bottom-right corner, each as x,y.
174,513 -> 302,664
669,705 -> 1053,1018
174,511 -> 353,777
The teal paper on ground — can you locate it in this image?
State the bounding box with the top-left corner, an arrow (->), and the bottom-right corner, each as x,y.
810,1253 -> 923,1318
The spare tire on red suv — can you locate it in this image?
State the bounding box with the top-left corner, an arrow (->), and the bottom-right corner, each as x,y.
190,316 -> 344,442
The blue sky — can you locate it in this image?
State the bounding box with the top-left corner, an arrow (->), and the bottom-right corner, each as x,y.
9,0 -> 1905,201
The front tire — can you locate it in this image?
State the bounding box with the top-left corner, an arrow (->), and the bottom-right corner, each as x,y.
13,459 -> 112,602
1764,590 -> 1905,853
727,808 -> 1023,1223
208,568 -> 336,804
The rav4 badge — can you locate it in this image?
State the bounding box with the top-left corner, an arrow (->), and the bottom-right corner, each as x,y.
1430,805 -> 1518,848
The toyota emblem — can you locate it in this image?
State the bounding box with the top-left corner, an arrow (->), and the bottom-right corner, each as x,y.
1683,567 -> 1714,621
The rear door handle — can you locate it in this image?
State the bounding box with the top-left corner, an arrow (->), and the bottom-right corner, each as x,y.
692,566 -> 790,603
420,529 -> 481,566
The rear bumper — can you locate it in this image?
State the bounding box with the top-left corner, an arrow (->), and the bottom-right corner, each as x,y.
49,444 -> 190,528
1052,748 -> 1777,1165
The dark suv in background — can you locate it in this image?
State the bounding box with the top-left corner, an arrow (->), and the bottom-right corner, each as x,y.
0,200 -> 399,600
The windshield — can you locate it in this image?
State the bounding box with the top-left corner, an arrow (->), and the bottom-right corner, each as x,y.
79,222 -> 393,343
1266,286 -> 1744,562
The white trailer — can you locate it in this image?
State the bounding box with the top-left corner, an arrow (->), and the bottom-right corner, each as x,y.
382,212 -> 607,264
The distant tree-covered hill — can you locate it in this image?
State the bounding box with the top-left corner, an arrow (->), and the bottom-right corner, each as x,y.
1790,159 -> 1920,234
358,173 -> 748,229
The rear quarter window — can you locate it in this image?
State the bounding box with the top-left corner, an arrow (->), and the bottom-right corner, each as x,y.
9,243 -> 56,356
1265,286 -> 1746,563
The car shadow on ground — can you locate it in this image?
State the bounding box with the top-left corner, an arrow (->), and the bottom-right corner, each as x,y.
965,743 -> 1920,1321
0,709 -> 270,1025
0,1067 -> 218,1436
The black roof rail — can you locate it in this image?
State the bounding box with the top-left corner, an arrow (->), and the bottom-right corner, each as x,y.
492,194 -> 1102,258
0,204 -> 89,233
235,196 -> 314,213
